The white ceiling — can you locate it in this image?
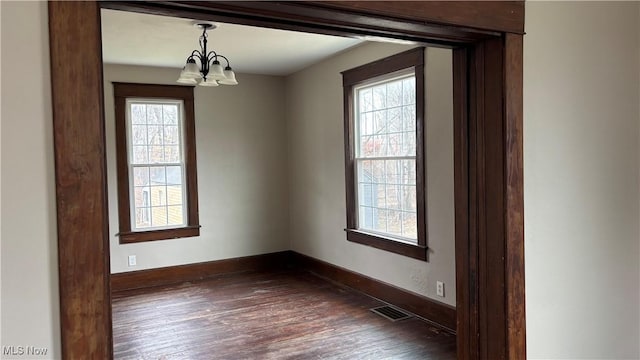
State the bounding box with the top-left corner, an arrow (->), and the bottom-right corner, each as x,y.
101,9 -> 364,76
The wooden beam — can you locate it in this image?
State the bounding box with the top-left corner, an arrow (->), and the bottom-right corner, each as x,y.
504,33 -> 527,359
48,1 -> 112,358
311,1 -> 525,34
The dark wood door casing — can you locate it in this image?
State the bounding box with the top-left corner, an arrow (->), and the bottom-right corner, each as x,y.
48,1 -> 525,359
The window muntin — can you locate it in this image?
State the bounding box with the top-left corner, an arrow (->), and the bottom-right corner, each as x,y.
126,99 -> 188,231
354,72 -> 418,243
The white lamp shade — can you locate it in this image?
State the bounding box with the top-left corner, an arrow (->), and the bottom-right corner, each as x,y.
208,62 -> 226,80
218,69 -> 238,85
199,77 -> 219,87
177,76 -> 197,85
183,61 -> 201,78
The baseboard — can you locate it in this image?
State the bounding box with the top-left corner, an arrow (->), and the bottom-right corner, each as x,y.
289,251 -> 457,332
110,250 -> 456,332
110,251 -> 291,292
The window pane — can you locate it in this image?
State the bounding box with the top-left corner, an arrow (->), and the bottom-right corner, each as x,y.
149,146 -> 164,163
166,166 -> 182,185
402,212 -> 418,241
164,146 -> 180,163
388,108 -> 402,132
133,167 -> 149,186
359,88 -> 373,112
356,157 -> 417,240
373,85 -> 386,110
147,104 -> 163,124
387,80 -> 403,107
403,105 -> 416,132
147,125 -> 163,145
402,160 -> 416,185
387,210 -> 402,236
402,185 -> 417,211
359,112 -> 372,136
167,205 -> 184,225
373,110 -> 386,134
373,208 -> 387,233
388,133 -> 402,156
402,131 -> 416,155
150,186 -> 166,206
151,206 -> 167,227
150,167 -> 166,185
167,185 -> 183,205
402,77 -> 416,105
163,104 -> 178,124
386,184 -> 400,210
373,135 -> 384,157
135,207 -> 151,228
132,146 -> 148,164
360,135 -> 374,157
164,125 -> 180,145
131,125 -> 147,145
133,187 -> 146,207
359,206 -> 374,230
131,104 -> 146,124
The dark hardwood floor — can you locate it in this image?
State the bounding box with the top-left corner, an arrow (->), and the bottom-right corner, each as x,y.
111,270 -> 456,359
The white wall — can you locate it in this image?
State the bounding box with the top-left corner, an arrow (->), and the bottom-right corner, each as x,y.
524,2 -> 640,359
286,43 -> 456,305
0,1 -> 61,359
104,64 -> 289,273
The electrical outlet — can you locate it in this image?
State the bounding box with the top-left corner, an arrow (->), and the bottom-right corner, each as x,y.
436,281 -> 445,297
128,255 -> 137,267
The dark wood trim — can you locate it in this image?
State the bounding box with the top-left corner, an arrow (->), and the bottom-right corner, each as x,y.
346,230 -> 428,261
51,2 -> 525,358
342,48 -> 427,260
477,37 -> 507,360
415,49 -> 427,249
111,251 -> 292,292
113,82 -> 200,244
311,1 -> 525,35
290,251 -> 456,332
101,1 -> 500,45
453,45 -> 472,360
117,226 -> 200,243
48,2 -> 113,358
112,82 -> 194,98
342,47 -> 425,86
504,33 -> 526,359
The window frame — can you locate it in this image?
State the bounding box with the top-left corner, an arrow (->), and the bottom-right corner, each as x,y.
113,82 -> 200,243
342,47 -> 427,261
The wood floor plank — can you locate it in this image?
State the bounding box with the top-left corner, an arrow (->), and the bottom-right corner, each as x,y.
112,270 -> 455,359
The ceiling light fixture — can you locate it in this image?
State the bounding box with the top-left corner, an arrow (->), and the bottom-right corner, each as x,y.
177,22 -> 238,87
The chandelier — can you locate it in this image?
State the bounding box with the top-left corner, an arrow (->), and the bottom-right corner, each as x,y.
177,22 -> 238,87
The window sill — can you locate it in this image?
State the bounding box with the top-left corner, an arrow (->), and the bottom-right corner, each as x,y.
345,229 -> 428,261
118,225 -> 201,244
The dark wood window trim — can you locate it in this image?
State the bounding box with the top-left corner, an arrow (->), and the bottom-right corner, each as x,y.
113,82 -> 200,243
342,47 -> 427,261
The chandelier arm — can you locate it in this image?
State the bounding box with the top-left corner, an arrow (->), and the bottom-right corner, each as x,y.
189,50 -> 204,60
216,54 -> 232,68
206,51 -> 219,63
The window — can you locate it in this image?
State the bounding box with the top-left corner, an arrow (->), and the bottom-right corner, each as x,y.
114,83 -> 200,243
342,48 -> 427,260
